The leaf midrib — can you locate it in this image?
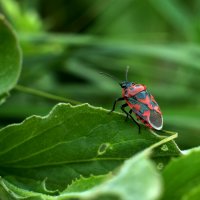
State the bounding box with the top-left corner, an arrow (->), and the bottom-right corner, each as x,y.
0,138 -> 148,167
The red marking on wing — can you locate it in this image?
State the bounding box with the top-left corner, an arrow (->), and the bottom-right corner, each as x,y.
122,84 -> 146,98
143,110 -> 151,118
136,113 -> 153,129
136,93 -> 162,115
137,95 -> 153,109
126,101 -> 140,111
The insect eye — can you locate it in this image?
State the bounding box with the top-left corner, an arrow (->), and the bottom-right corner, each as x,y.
122,84 -> 127,88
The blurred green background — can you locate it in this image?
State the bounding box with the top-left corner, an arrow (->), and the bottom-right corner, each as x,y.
0,0 -> 199,150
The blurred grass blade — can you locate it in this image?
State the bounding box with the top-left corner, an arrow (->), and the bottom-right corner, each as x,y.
149,0 -> 195,40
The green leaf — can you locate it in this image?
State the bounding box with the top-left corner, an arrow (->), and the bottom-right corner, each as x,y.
0,15 -> 22,102
0,103 -> 180,198
0,150 -> 162,200
61,150 -> 162,200
182,185 -> 200,200
0,177 -> 46,200
3,176 -> 59,196
161,148 -> 200,200
0,0 -> 43,32
0,178 -> 17,200
63,174 -> 108,193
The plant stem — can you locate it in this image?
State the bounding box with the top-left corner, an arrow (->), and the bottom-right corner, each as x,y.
149,132 -> 178,150
14,84 -> 80,105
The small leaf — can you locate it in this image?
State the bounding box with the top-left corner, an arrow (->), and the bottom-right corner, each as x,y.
162,148 -> 200,200
0,15 -> 22,103
4,176 -> 59,195
64,174 -> 108,193
0,177 -> 46,200
61,150 -> 162,200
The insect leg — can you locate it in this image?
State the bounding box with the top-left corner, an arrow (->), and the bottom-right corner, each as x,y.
125,109 -> 132,121
121,104 -> 141,133
110,97 -> 124,113
120,103 -> 129,119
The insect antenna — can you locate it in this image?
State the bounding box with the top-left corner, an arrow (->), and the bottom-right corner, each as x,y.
125,66 -> 130,81
99,72 -> 121,84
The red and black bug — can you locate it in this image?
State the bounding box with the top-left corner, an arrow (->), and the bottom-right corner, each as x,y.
100,67 -> 163,132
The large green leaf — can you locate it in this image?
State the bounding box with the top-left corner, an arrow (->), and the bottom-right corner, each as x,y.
0,103 -> 180,198
162,148 -> 200,200
0,149 -> 162,200
0,15 -> 22,103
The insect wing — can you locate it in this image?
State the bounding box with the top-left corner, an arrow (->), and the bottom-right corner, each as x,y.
148,109 -> 163,130
129,91 -> 163,130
